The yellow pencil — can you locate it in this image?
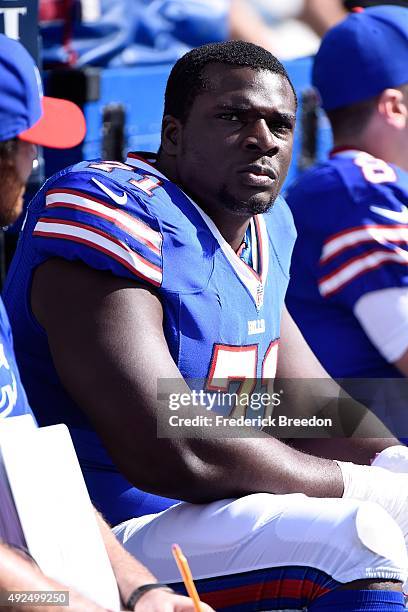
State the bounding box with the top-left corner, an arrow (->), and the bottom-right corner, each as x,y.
172,543 -> 202,612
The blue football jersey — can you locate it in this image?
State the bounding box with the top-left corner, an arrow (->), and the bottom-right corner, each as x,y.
286,150 -> 408,379
0,297 -> 33,420
4,154 -> 296,525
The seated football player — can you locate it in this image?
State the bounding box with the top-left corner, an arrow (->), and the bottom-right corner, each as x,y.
4,39 -> 408,611
0,33 -> 213,612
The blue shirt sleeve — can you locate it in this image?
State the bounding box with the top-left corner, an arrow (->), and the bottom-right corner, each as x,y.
317,199 -> 408,307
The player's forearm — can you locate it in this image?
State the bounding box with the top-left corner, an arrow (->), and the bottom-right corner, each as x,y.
182,435 -> 345,501
287,437 -> 400,464
92,362 -> 396,501
99,384 -> 350,502
0,543 -> 104,612
95,512 -> 158,606
122,429 -> 344,502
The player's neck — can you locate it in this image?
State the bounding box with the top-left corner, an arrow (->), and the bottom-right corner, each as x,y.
206,209 -> 251,252
156,153 -> 250,251
333,133 -> 407,171
332,134 -> 368,155
155,150 -> 171,176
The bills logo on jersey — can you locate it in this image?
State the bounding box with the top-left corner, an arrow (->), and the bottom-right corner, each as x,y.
248,319 -> 265,335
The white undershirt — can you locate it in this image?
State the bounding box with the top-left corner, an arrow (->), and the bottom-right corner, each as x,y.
354,287 -> 408,363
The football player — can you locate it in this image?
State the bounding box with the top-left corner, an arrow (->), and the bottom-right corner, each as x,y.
286,6 -> 408,434
0,33 -> 213,612
5,40 -> 408,610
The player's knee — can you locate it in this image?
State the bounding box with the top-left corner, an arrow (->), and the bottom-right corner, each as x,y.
263,494 -> 407,583
356,502 -> 407,568
323,499 -> 407,584
219,494 -> 407,578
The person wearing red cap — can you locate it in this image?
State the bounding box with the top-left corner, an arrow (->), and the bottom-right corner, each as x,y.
0,33 -> 213,612
0,33 -> 85,226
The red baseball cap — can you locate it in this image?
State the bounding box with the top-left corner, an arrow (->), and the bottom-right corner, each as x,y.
18,96 -> 86,149
0,34 -> 86,148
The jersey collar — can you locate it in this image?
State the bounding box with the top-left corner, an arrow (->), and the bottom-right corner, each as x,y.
187,200 -> 269,311
126,152 -> 168,180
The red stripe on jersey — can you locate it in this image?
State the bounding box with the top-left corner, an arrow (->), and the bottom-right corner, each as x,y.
319,247 -> 408,297
321,223 -> 408,265
33,230 -> 162,287
33,217 -> 162,286
46,201 -> 161,256
254,215 -> 263,278
127,152 -> 156,167
46,188 -> 162,250
47,188 -> 117,208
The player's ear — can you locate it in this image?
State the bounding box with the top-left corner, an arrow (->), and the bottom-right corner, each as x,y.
161,115 -> 182,156
378,88 -> 408,130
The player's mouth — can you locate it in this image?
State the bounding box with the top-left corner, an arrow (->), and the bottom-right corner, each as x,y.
237,164 -> 277,187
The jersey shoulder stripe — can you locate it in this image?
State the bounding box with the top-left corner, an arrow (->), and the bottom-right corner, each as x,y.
45,188 -> 162,255
320,224 -> 408,265
319,247 -> 408,298
33,217 -> 162,286
30,170 -> 164,288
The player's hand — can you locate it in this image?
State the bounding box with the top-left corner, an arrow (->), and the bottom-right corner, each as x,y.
132,587 -> 215,611
338,460 -> 408,541
371,445 -> 408,474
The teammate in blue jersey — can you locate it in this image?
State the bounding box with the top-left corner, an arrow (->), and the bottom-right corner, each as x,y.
6,40 -> 408,611
0,30 -> 86,420
286,6 -> 408,431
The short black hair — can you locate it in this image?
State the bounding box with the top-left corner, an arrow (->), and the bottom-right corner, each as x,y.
163,40 -> 297,123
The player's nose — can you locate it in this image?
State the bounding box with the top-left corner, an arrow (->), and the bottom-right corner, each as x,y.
242,119 -> 277,155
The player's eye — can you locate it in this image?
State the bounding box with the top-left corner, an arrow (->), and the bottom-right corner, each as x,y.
218,113 -> 241,122
270,121 -> 292,135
